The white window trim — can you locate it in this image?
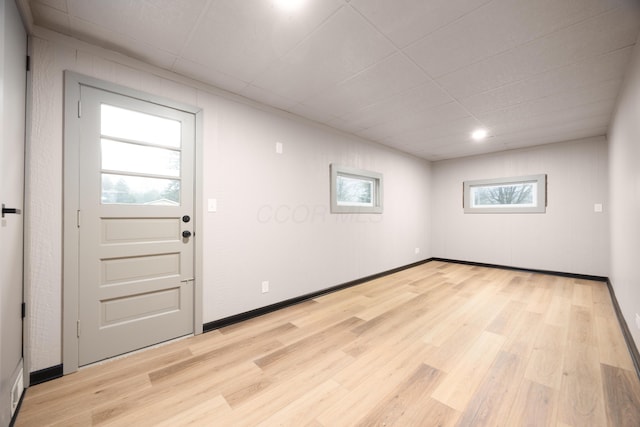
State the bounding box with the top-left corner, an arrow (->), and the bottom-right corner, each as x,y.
463,174 -> 547,214
330,164 -> 383,214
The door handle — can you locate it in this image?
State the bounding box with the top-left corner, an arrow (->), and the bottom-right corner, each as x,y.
182,230 -> 192,238
2,204 -> 21,218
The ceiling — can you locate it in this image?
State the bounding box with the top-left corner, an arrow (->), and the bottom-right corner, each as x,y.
25,0 -> 640,160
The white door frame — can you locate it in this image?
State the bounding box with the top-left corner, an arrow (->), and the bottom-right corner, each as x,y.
62,71 -> 203,374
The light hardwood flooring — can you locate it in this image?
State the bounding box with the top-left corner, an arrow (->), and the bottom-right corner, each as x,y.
16,261 -> 640,426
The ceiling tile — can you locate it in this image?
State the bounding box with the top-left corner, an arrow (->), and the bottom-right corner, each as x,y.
172,57 -> 249,94
349,0 -> 492,48
299,53 -> 428,117
286,103 -> 341,125
179,0 -> 344,84
358,101 -> 471,141
239,85 -> 298,111
460,46 -> 634,115
379,116 -> 483,148
477,79 -> 621,128
404,0 -> 624,79
251,6 -> 396,102
336,81 -> 454,130
436,5 -> 640,100
488,100 -> 616,136
66,0 -> 209,55
68,17 -> 178,70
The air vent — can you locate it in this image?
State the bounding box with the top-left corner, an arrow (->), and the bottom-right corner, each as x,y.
10,368 -> 23,417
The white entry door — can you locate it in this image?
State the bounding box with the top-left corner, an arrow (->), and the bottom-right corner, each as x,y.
76,85 -> 195,366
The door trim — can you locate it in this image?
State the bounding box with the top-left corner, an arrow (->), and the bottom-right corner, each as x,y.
62,71 -> 203,374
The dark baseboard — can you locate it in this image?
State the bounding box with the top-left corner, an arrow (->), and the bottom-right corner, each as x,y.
606,280 -> 640,381
29,364 -> 63,386
430,257 -> 608,282
203,258 -> 433,332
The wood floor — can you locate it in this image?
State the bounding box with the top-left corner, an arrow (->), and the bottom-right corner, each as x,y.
16,261 -> 640,426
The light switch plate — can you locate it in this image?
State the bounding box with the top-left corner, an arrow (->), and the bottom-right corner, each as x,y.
208,198 -> 217,212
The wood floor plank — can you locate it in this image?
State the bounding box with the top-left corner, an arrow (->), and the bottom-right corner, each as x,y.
456,351 -> 525,426
567,305 -> 595,347
558,343 -> 607,426
572,282 -> 593,308
15,262 -> 639,427
595,314 -> 636,371
352,363 -> 443,427
545,296 -> 572,328
506,380 -> 557,426
601,364 -> 640,426
431,331 -> 506,411
524,324 -> 566,390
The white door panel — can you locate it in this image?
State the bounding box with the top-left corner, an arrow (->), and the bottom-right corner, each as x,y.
76,85 -> 195,366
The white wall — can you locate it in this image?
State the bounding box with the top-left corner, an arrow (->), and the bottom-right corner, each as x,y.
608,34 -> 640,349
26,32 -> 431,371
431,137 -> 609,277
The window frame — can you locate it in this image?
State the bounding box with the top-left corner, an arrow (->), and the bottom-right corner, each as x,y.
463,174 -> 547,214
330,164 -> 383,214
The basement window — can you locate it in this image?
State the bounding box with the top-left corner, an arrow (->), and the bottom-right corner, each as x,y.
463,174 -> 547,214
330,164 -> 383,214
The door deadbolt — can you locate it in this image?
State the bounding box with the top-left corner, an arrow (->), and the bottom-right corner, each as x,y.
182,215 -> 190,223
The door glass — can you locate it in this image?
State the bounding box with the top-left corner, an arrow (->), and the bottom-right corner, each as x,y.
101,104 -> 181,148
102,173 -> 180,205
100,103 -> 183,206
101,139 -> 180,177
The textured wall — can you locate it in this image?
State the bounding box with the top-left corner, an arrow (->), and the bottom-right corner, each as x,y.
27,34 -> 431,371
431,137 -> 609,277
608,34 -> 640,349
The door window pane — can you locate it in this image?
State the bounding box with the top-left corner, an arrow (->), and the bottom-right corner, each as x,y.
101,139 -> 180,177
102,173 -> 180,205
101,104 -> 181,148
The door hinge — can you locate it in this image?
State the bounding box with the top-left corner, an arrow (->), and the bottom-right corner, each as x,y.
77,100 -> 82,118
26,55 -> 30,72
21,302 -> 26,319
77,320 -> 80,338
77,210 -> 81,228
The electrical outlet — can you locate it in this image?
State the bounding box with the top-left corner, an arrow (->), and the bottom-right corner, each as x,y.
636,313 -> 640,330
262,281 -> 269,293
415,247 -> 420,255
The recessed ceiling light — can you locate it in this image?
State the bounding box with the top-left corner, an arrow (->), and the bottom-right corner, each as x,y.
274,0 -> 305,12
471,129 -> 489,141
